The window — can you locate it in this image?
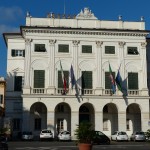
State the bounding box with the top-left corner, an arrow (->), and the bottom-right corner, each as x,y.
58,71 -> 69,88
34,118 -> 41,130
105,72 -> 115,89
14,76 -> 22,91
82,45 -> 92,53
13,118 -> 20,130
0,95 -> 3,104
105,46 -> 115,54
128,72 -> 138,89
11,49 -> 25,57
58,44 -> 69,53
57,119 -> 64,131
34,70 -> 45,88
127,47 -> 139,55
82,71 -> 92,89
34,44 -> 46,52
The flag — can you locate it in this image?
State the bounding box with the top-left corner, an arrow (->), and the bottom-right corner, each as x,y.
109,63 -> 116,94
60,60 -> 67,94
115,69 -> 123,92
70,65 -> 76,89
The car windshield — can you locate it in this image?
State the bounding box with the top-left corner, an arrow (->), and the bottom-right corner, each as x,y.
95,131 -> 105,136
136,132 -> 144,135
118,132 -> 126,135
23,132 -> 32,135
42,130 -> 51,133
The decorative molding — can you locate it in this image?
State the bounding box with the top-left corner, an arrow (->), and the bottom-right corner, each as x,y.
141,42 -> 147,48
96,41 -> 103,47
22,29 -> 147,37
118,41 -> 125,48
72,40 -> 80,46
49,39 -> 56,45
25,38 -> 32,44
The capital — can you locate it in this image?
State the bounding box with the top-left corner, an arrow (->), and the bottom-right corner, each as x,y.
72,40 -> 80,46
118,41 -> 125,48
25,39 -> 32,44
96,41 -> 103,47
141,42 -> 147,48
49,39 -> 56,45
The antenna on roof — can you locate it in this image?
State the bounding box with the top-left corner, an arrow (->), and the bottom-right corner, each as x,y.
64,0 -> 66,14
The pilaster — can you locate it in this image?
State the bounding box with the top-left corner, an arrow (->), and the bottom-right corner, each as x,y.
118,111 -> 126,131
47,111 -> 55,136
95,111 -> 103,131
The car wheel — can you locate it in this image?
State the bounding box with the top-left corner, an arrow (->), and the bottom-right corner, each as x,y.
116,138 -> 118,142
134,138 -> 136,142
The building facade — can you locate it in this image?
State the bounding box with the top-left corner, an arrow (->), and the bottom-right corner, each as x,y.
3,8 -> 150,139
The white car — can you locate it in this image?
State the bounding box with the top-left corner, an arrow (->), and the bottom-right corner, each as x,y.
58,131 -> 71,141
40,129 -> 53,141
111,131 -> 128,141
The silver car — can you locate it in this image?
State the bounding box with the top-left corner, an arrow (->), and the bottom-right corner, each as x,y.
58,131 -> 71,141
130,131 -> 146,141
22,131 -> 33,140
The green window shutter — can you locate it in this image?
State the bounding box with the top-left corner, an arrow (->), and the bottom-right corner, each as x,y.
11,49 -> 15,57
34,70 -> 45,88
14,76 -> 22,91
58,71 -> 69,88
23,50 -> 25,57
128,73 -> 138,89
82,71 -> 92,89
82,45 -> 92,53
34,44 -> 46,52
105,72 -> 115,89
58,44 -> 69,53
105,46 -> 115,54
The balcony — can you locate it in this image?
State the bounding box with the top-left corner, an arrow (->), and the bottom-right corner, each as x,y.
30,88 -> 141,96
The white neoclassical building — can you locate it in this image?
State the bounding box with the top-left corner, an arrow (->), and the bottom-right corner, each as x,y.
3,8 -> 150,139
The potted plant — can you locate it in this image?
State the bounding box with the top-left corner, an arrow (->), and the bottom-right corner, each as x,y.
74,122 -> 95,150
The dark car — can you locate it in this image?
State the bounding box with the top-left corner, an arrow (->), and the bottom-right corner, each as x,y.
92,131 -> 110,145
22,131 -> 34,141
0,136 -> 8,150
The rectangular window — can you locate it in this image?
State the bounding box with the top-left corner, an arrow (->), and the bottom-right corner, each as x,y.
58,71 -> 69,88
14,76 -> 22,91
58,44 -> 69,53
34,118 -> 41,130
34,70 -> 45,88
34,44 -> 46,52
105,46 -> 115,54
128,72 -> 138,89
0,95 -> 3,104
105,72 -> 115,89
13,118 -> 20,130
82,71 -> 92,89
11,49 -> 25,57
127,47 -> 138,55
82,45 -> 92,53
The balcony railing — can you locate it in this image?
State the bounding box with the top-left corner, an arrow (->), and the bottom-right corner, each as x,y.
30,88 -> 141,96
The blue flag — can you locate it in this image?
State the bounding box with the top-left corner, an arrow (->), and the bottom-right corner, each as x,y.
116,69 -> 123,92
70,65 -> 76,89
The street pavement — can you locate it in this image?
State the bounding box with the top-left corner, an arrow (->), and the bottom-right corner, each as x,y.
8,141 -> 150,150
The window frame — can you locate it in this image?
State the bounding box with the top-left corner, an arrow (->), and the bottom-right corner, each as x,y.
82,45 -> 92,53
128,72 -> 138,90
11,49 -> 25,57
34,44 -> 46,52
105,46 -> 115,54
34,70 -> 45,88
127,47 -> 139,55
58,44 -> 69,53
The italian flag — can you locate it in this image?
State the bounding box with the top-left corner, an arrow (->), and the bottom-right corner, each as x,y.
60,61 -> 67,94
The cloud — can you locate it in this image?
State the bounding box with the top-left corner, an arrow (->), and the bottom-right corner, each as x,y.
0,25 -> 19,35
0,6 -> 23,22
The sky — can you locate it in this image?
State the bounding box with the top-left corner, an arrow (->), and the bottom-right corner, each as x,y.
1,0 -> 150,78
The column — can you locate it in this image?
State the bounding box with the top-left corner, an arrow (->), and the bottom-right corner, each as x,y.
118,111 -> 126,131
23,39 -> 32,94
141,42 -> 149,95
71,111 -> 79,140
72,40 -> 80,94
22,111 -> 30,131
95,111 -> 103,131
95,41 -> 103,95
47,111 -> 55,136
47,39 -> 56,94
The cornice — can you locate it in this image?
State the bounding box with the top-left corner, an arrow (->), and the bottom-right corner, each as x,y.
21,27 -> 148,37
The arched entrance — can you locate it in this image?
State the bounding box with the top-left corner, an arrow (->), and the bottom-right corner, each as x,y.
30,102 -> 47,132
103,103 -> 118,134
126,103 -> 141,132
55,103 -> 71,135
79,103 -> 95,127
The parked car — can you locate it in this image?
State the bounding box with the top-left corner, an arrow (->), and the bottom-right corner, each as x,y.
130,131 -> 146,141
57,131 -> 71,141
0,136 -> 8,150
40,129 -> 53,141
111,131 -> 128,141
92,131 -> 110,145
22,131 -> 33,141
